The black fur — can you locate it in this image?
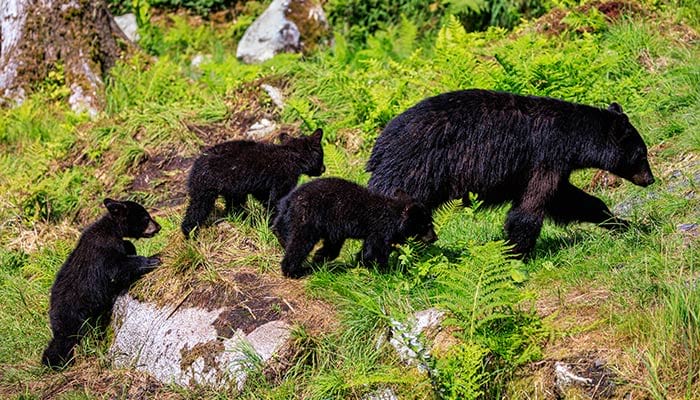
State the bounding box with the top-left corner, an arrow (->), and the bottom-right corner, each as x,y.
181,129 -> 325,238
42,199 -> 161,370
273,177 -> 437,278
367,89 -> 654,257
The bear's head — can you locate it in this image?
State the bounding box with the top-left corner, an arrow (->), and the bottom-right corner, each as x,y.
607,103 -> 655,187
104,198 -> 161,239
394,189 -> 438,244
281,129 -> 325,176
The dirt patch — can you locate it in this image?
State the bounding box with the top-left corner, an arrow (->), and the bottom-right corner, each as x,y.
129,150 -> 194,207
587,0 -> 645,21
533,0 -> 647,35
184,267 -> 336,336
8,360 -> 177,399
186,78 -> 293,146
210,271 -> 292,336
180,340 -> 225,373
522,352 -> 619,399
587,170 -> 622,191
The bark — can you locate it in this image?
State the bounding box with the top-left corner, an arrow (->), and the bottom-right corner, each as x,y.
0,0 -> 132,116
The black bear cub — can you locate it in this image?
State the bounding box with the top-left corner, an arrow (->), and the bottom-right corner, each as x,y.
367,89 -> 655,257
273,177 -> 437,278
42,199 -> 161,369
181,129 -> 325,238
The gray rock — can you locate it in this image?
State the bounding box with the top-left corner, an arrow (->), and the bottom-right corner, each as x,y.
678,223 -> 698,233
385,308 -> 445,372
191,54 -> 212,68
261,84 -> 285,109
236,0 -> 330,64
245,118 -> 277,139
555,361 -> 593,390
114,13 -> 139,42
110,294 -> 291,390
363,387 -> 399,400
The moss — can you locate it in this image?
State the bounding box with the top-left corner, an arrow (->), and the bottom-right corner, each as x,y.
180,340 -> 225,373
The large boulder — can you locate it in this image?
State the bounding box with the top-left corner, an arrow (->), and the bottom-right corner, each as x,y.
236,0 -> 331,64
110,294 -> 291,389
109,268 -> 335,390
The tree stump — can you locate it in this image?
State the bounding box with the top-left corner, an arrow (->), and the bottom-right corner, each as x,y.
0,0 -> 132,116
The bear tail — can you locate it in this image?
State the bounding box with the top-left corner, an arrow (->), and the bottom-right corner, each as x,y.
41,337 -> 75,370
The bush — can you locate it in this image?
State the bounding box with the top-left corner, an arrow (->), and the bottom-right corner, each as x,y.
108,0 -> 239,16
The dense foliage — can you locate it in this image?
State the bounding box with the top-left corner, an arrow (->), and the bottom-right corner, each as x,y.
1,0 -> 698,398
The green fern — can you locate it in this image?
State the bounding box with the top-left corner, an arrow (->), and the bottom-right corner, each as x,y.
437,241 -> 521,340
432,200 -> 463,235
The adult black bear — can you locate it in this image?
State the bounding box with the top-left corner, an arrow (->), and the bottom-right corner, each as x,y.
366,89 -> 654,257
181,129 -> 325,238
273,177 -> 437,278
42,199 -> 161,369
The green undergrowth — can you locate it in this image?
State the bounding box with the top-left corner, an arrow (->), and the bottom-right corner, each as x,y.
1,0 -> 699,398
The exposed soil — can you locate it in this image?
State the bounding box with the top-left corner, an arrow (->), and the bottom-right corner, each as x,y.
588,170 -> 622,191
530,286 -> 651,399
177,267 -> 336,336
180,340 -> 225,374
10,360 -> 177,400
522,352 -> 619,399
533,0 -> 648,35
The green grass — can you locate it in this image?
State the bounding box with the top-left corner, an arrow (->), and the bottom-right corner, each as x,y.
1,0 -> 699,398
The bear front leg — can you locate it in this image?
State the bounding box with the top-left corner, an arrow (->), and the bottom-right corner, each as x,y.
181,191 -> 218,238
118,255 -> 160,284
505,208 -> 544,258
312,238 -> 345,264
505,170 -> 559,258
122,240 -> 136,255
223,193 -> 246,215
42,334 -> 79,369
358,236 -> 391,271
546,182 -> 629,230
281,228 -> 318,279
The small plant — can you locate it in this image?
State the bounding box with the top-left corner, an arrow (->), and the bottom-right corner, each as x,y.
432,341 -> 488,400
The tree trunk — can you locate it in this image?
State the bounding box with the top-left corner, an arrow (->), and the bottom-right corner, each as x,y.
0,0 -> 132,116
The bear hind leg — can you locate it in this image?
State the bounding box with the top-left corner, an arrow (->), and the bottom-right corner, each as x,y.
312,238 -> 345,264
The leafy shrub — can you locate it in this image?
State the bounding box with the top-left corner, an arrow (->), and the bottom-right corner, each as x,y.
108,0 -> 239,16
326,0 -> 435,46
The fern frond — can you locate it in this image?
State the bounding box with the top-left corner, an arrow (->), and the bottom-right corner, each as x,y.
433,199 -> 463,235
436,241 -> 522,340
322,143 -> 347,178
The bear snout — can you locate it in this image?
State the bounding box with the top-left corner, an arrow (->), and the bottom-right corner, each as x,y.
421,228 -> 438,244
631,171 -> 655,187
142,219 -> 161,237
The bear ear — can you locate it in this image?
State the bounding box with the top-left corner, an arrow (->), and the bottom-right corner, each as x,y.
103,198 -> 127,216
310,128 -> 323,143
608,102 -> 624,114
393,188 -> 413,202
278,132 -> 292,143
